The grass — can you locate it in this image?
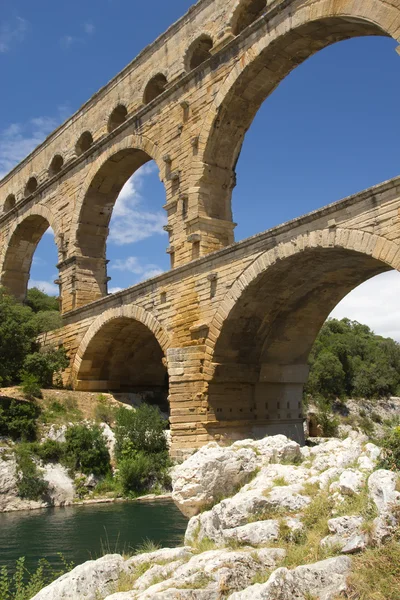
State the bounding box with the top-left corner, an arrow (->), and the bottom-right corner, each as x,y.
39,396 -> 83,425
134,539 -> 161,555
334,485 -> 378,522
251,570 -> 272,585
345,536 -> 400,600
192,537 -> 218,553
272,476 -> 288,486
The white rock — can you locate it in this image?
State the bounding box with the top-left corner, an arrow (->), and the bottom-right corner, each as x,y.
43,463 -> 74,505
41,424 -> 68,443
100,423 -> 116,461
126,547 -> 193,568
31,555 -> 128,600
333,469 -> 365,496
357,456 -> 375,471
368,470 -> 400,514
228,555 -> 352,600
171,444 -> 259,517
223,520 -> 279,545
327,516 -> 363,537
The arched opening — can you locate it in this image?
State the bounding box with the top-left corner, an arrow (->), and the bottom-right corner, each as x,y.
24,177 -> 38,197
108,104 -> 128,133
231,0 -> 266,37
0,215 -> 59,302
186,35 -> 214,71
208,244 -> 393,443
74,147 -> 167,305
76,316 -> 169,413
201,16 -> 392,225
143,74 -> 168,104
3,194 -> 16,213
76,131 -> 93,156
49,154 -> 64,176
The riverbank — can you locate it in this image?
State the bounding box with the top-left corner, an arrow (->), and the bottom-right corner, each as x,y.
26,431 -> 400,600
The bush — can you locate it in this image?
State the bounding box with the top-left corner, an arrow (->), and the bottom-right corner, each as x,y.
20,372 -> 43,401
95,395 -> 116,425
23,347 -> 69,388
35,439 -> 65,463
379,426 -> 400,471
15,445 -> 49,501
117,452 -> 169,495
63,425 -> 111,476
115,404 -> 167,460
0,399 -> 40,441
25,287 -> 59,313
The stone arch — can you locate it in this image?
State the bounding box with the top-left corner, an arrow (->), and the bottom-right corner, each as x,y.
204,228 -> 399,442
230,0 -> 266,37
72,305 -> 171,406
68,134 -> 165,305
75,131 -> 93,156
48,154 -> 64,176
0,205 -> 61,301
143,73 -> 168,104
208,229 -> 400,364
107,104 -> 128,133
196,0 -> 400,222
24,176 -> 38,197
185,34 -> 214,71
3,194 -> 16,213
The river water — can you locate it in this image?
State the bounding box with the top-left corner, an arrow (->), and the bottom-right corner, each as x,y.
0,500 -> 188,575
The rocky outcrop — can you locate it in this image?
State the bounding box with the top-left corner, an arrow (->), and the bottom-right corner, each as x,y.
28,433 -> 400,600
31,555 -> 128,600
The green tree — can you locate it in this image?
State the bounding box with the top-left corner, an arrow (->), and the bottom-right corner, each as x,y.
25,287 -> 59,313
0,288 -> 37,385
23,347 -> 69,388
115,404 -> 168,459
63,425 -> 111,476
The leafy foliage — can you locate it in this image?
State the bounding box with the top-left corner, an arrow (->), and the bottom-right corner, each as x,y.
63,424 -> 111,476
22,347 -> 69,388
0,399 -> 40,441
14,445 -> 49,501
25,288 -> 59,313
379,426 -> 400,471
115,404 -> 168,459
307,318 -> 400,400
0,287 -> 67,387
20,374 -> 43,401
117,452 -> 170,495
0,555 -> 73,600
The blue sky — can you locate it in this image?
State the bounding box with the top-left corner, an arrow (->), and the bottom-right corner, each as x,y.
1,1 -> 400,338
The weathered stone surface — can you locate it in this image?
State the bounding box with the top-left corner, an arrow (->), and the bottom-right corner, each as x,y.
330,469 -> 365,496
228,556 -> 352,600
321,516 -> 367,554
31,555 -> 128,600
368,470 -> 400,514
171,443 -> 259,517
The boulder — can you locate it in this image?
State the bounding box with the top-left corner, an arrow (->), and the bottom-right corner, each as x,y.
171,443 -> 259,517
228,555 -> 352,600
43,463 -> 74,505
330,469 -> 365,496
368,470 -> 400,514
321,516 -> 367,554
31,555 -> 128,600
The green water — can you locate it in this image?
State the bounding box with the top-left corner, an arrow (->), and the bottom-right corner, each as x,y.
0,501 -> 188,575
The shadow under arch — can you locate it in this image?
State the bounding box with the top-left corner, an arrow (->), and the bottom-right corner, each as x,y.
204,229 -> 400,443
69,135 -> 165,307
197,0 -> 399,221
72,305 -> 171,412
0,206 -> 61,302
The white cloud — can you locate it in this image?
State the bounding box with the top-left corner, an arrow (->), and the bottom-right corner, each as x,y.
45,227 -> 55,236
0,113 -> 68,179
28,280 -> 59,296
84,23 -> 95,35
0,17 -> 28,53
109,287 -> 123,294
329,271 -> 400,342
109,163 -> 167,245
60,35 -> 76,49
111,255 -> 164,282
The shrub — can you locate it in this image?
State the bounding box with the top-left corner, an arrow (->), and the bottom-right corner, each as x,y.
379,426 -> 400,471
63,425 -> 111,476
118,451 -> 171,496
313,398 -> 339,437
35,439 -> 65,463
20,372 -> 43,401
0,398 -> 40,441
115,404 -> 167,459
23,347 -> 69,388
95,395 -> 116,425
15,445 -> 49,501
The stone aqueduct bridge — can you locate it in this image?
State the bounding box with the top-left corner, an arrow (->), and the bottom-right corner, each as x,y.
1,0 -> 400,454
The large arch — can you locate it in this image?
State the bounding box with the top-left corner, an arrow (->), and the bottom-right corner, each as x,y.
204,229 -> 400,443
196,0 -> 400,222
68,135 -> 165,306
0,206 -> 61,302
72,305 -> 171,409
